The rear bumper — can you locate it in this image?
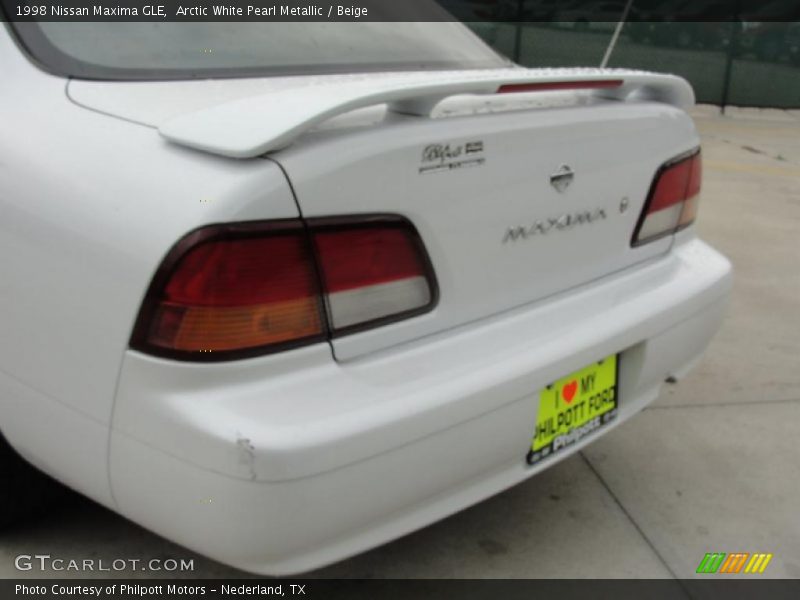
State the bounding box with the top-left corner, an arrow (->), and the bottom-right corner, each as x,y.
110,236 -> 731,574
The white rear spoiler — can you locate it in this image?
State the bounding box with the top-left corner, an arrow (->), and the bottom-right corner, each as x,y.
159,68 -> 695,159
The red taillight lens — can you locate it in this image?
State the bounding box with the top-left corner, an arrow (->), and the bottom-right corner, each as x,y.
132,224 -> 325,358
496,80 -> 624,94
131,217 -> 436,360
313,224 -> 433,331
633,150 -> 702,246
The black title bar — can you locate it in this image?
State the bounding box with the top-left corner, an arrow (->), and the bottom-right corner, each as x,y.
5,579 -> 800,600
2,0 -> 800,23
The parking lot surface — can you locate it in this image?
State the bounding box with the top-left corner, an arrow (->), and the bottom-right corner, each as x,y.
1,108 -> 798,580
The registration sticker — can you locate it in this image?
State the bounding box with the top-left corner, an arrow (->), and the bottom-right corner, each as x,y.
527,355 -> 619,466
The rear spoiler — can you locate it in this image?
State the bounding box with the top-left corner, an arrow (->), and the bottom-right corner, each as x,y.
159,68 -> 694,159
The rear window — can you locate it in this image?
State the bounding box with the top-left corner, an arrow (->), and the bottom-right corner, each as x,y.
9,22 -> 509,80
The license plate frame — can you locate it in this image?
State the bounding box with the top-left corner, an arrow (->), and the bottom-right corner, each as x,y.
527,354 -> 620,466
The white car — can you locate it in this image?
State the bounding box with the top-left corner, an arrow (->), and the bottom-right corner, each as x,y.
0,21 -> 731,574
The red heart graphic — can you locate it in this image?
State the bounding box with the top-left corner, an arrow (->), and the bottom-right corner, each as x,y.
562,380 -> 578,404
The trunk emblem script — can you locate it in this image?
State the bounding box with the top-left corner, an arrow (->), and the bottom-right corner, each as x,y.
550,165 -> 575,193
502,209 -> 607,244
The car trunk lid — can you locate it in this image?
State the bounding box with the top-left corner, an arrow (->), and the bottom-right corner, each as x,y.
271,96 -> 700,360
69,69 -> 699,359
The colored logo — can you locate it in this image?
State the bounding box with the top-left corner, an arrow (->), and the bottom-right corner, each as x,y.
696,552 -> 773,574
562,380 -> 577,403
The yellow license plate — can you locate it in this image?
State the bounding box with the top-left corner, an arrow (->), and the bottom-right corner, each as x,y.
527,354 -> 619,466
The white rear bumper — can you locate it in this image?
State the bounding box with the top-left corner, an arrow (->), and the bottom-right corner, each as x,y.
110,235 -> 731,574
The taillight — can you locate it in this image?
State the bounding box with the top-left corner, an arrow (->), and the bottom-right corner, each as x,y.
497,80 -> 624,94
313,224 -> 433,332
130,216 -> 437,361
632,150 -> 702,246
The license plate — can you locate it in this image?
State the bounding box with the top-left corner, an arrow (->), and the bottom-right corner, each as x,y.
527,354 -> 619,466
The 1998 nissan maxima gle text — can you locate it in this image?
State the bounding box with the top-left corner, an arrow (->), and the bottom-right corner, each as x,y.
0,20 -> 732,574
